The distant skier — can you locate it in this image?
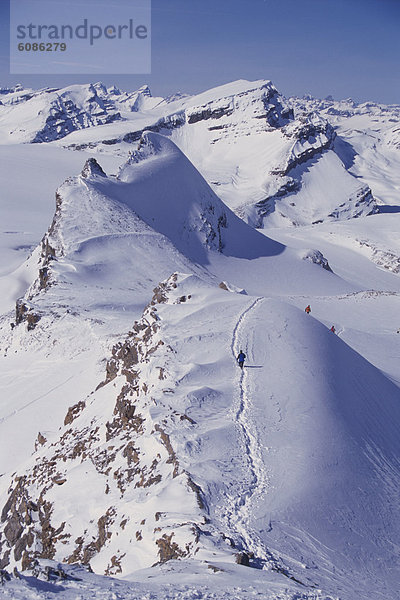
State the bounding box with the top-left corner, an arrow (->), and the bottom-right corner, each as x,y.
237,351 -> 246,369
330,325 -> 336,333
305,305 -> 311,314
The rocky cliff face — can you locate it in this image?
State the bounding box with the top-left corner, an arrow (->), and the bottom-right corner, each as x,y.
185,81 -> 293,129
66,81 -> 292,151
278,113 -> 336,175
169,84 -> 376,228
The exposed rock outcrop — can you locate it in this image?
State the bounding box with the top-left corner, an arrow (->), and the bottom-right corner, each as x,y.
15,299 -> 41,331
32,84 -> 121,143
186,81 -> 292,129
0,274 -> 208,574
278,113 -> 336,176
69,81 -> 293,152
80,158 -> 107,179
302,250 -> 333,272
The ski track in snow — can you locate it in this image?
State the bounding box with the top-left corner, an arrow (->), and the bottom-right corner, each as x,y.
224,296 -> 273,562
0,373 -> 77,425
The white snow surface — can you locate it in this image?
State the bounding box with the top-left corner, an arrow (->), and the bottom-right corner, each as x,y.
0,81 -> 399,600
1,78 -> 377,228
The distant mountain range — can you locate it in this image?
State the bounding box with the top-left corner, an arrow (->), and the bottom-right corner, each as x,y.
4,79 -> 399,228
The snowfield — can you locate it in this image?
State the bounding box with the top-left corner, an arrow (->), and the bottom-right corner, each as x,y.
0,80 -> 399,600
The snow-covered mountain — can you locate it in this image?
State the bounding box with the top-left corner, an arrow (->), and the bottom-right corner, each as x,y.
0,82 -> 164,144
0,79 -> 378,227
290,94 -> 400,208
0,80 -> 399,600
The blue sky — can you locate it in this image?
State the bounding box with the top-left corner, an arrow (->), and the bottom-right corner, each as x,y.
1,0 -> 399,103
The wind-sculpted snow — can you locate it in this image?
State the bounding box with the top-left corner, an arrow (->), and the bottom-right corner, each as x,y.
1,170 -> 210,345
0,559 -> 339,600
0,79 -> 400,600
39,133 -> 283,268
114,132 -> 284,262
61,80 -> 379,227
158,289 -> 400,599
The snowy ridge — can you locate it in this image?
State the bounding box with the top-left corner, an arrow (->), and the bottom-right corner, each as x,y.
225,296 -> 268,560
184,79 -> 292,130
290,94 -> 400,210
170,82 -> 376,227
9,147 -> 218,338
0,275 -> 220,574
0,78 -> 400,600
2,267 -> 399,596
115,131 -> 282,262
0,84 -> 119,144
0,78 -> 377,228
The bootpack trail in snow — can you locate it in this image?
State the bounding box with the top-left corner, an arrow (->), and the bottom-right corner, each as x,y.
225,298 -> 311,586
225,297 -> 282,568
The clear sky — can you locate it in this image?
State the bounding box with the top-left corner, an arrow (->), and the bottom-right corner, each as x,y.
1,0 -> 399,103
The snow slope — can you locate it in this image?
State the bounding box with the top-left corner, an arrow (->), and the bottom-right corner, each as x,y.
0,83 -> 399,600
0,146 -> 200,483
1,268 -> 399,598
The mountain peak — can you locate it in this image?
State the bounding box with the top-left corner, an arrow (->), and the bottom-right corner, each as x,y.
117,132 -> 282,262
137,84 -> 152,96
80,157 -> 106,179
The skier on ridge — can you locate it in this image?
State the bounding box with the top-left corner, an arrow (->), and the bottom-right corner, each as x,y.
237,350 -> 246,369
330,325 -> 336,333
305,305 -> 311,314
